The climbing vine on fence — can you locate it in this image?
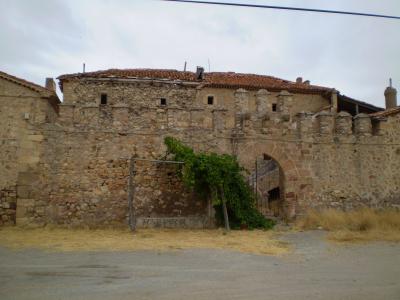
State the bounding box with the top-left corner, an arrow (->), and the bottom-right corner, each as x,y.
164,137 -> 275,230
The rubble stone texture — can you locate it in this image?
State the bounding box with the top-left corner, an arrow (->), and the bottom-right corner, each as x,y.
0,69 -> 399,227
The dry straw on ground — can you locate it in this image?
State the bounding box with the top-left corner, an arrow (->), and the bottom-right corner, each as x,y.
296,208 -> 400,243
0,227 -> 288,255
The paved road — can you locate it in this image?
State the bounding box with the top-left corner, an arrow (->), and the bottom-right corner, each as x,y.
0,231 -> 399,300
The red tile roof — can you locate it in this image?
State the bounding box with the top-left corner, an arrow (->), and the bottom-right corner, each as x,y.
370,106 -> 400,118
0,70 -> 58,99
58,68 -> 333,95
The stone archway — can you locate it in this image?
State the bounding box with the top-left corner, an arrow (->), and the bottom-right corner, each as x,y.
249,154 -> 286,218
236,140 -> 303,220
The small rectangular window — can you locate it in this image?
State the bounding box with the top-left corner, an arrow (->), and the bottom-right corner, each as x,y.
207,96 -> 214,105
101,93 -> 108,105
160,98 -> 167,106
272,103 -> 277,112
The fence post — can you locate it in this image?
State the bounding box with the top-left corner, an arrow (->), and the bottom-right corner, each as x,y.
220,187 -> 230,232
128,157 -> 136,231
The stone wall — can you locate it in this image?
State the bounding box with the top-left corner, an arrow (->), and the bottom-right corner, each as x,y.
24,128 -> 211,227
0,188 -> 16,225
40,79 -> 400,224
134,160 -> 211,228
2,76 -> 400,227
0,78 -> 57,226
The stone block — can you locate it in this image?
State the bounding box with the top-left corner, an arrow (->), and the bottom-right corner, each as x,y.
255,89 -> 270,114
335,111 -> 352,135
17,198 -> 35,207
15,217 -> 30,226
354,113 -> 372,135
17,185 -> 31,198
17,172 -> 39,186
316,111 -> 334,134
28,135 -> 44,142
16,206 -> 28,218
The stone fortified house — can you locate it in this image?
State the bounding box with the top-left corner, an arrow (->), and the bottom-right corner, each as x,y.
0,68 -> 399,227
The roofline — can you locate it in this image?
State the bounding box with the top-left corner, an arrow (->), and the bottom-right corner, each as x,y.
338,94 -> 383,112
203,83 -> 332,95
57,69 -> 333,96
0,70 -> 60,103
75,76 -> 200,86
56,69 -> 382,110
370,106 -> 400,118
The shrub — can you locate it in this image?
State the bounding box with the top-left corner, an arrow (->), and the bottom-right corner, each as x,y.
164,137 -> 274,230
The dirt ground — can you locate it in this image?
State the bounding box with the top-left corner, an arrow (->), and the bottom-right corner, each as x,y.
0,230 -> 399,300
0,227 -> 288,255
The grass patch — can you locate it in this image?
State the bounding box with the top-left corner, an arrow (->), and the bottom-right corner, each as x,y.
0,227 -> 288,255
296,208 -> 400,243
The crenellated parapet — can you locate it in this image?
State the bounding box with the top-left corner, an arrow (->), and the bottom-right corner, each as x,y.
56,85 -> 387,144
232,88 -> 297,136
296,111 -> 314,139
234,88 -> 249,113
255,89 -> 270,115
354,113 -> 372,136
277,90 -> 293,115
335,111 -> 352,135
293,110 -> 389,142
316,111 -> 334,135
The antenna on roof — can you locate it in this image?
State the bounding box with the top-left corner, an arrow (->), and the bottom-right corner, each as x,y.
184,61 -> 187,72
207,58 -> 211,72
83,63 -> 86,73
389,78 -> 392,88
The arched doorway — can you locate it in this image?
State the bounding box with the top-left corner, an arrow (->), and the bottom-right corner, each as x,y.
248,154 -> 284,218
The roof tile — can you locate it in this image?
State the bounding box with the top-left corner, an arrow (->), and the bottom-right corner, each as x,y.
370,106 -> 400,118
58,68 -> 333,94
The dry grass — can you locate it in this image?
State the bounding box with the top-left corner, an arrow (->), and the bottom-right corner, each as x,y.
296,208 -> 400,243
0,227 -> 288,256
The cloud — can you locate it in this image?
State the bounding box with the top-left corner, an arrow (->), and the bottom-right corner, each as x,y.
0,0 -> 399,107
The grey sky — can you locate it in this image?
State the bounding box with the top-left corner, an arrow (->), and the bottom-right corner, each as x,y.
0,0 -> 399,107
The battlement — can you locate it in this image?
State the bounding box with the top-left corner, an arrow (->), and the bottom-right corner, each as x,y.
58,87 -> 388,144
295,110 -> 387,140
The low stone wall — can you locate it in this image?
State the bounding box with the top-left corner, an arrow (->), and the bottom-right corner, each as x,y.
133,160 -> 211,226
21,146 -> 212,227
0,187 -> 16,225
136,216 -> 212,229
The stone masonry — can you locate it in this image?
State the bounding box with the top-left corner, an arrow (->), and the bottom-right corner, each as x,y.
0,68 -> 399,227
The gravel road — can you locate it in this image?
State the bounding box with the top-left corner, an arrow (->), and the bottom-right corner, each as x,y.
0,230 -> 399,300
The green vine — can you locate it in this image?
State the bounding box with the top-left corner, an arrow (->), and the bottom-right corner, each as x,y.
164,137 -> 275,230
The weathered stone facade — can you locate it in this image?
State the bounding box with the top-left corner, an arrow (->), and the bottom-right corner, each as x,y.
0,71 -> 59,226
0,187 -> 16,225
0,69 -> 399,227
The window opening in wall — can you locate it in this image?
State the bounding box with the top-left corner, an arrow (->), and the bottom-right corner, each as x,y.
160,98 -> 167,106
207,96 -> 214,105
272,103 -> 277,112
101,93 -> 108,105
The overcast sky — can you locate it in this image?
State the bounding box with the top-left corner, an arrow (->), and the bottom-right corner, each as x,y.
0,0 -> 399,106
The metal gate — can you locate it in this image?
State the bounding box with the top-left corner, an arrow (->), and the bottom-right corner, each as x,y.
249,157 -> 281,217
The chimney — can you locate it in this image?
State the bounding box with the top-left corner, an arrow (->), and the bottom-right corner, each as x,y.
296,77 -> 302,84
196,66 -> 205,80
45,78 -> 56,92
384,79 -> 397,109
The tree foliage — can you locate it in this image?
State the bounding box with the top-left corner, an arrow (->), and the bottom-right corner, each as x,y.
164,137 -> 275,230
